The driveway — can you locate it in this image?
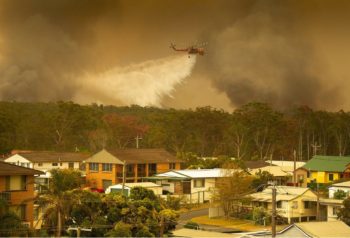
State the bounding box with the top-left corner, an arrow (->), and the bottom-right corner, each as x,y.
177,208 -> 238,233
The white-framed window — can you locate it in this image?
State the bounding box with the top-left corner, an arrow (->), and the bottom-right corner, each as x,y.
102,163 -> 113,172
89,163 -> 99,171
52,162 -> 58,166
194,179 -> 205,188
38,163 -> 43,167
169,163 -> 176,170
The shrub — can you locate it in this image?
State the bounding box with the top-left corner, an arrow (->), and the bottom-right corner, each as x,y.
165,195 -> 182,210
334,190 -> 347,200
135,226 -> 155,237
252,207 -> 271,225
106,221 -> 132,237
184,221 -> 199,230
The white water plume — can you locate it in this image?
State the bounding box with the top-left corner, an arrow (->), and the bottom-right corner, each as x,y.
76,55 -> 196,106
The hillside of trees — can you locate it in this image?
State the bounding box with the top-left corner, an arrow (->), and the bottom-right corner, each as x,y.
0,101 -> 349,161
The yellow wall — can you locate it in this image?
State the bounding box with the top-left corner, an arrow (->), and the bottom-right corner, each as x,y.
86,162 -> 182,189
86,164 -> 117,189
307,171 -> 340,184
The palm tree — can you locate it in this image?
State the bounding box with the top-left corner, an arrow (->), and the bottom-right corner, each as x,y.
37,169 -> 82,237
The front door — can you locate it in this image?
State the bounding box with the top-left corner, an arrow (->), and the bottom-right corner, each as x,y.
102,179 -> 112,191
183,181 -> 191,194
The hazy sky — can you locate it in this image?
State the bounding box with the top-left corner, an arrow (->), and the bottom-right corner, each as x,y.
0,0 -> 350,111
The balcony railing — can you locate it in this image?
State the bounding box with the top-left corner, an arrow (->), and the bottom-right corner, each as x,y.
0,192 -> 11,203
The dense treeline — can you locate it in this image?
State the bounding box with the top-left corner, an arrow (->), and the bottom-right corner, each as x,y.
1,101 -> 350,161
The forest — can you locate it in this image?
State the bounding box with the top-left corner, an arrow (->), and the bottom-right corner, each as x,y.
0,101 -> 349,161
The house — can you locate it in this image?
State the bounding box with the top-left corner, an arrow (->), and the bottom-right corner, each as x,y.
105,182 -> 162,196
295,155 -> 350,187
0,161 -> 44,228
246,221 -> 350,238
318,180 -> 350,221
250,166 -> 292,185
85,149 -> 182,190
248,186 -> 318,224
5,151 -> 90,172
5,151 -> 90,190
146,168 -> 239,203
266,160 -> 306,172
328,180 -> 350,198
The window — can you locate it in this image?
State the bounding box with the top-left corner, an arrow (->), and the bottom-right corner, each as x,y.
169,163 -> 176,170
102,180 -> 112,190
329,173 -> 334,181
38,163 -> 43,167
277,201 -> 282,208
102,163 -> 113,172
148,164 -> 157,176
304,201 -> 310,209
68,162 -> 74,169
52,162 -> 58,166
307,171 -> 310,178
194,179 -> 205,188
5,175 -> 27,191
89,163 -> 99,171
137,164 -> 146,177
60,162 -> 63,166
126,164 -> 134,177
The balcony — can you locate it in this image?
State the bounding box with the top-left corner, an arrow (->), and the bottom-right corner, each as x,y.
0,192 -> 11,203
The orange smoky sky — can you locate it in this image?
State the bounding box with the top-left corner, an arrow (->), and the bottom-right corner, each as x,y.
0,0 -> 350,111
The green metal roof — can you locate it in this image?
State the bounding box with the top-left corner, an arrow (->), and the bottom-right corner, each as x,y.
303,155 -> 350,172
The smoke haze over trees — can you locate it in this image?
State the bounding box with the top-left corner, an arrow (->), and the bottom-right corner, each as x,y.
0,0 -> 350,110
2,101 -> 350,161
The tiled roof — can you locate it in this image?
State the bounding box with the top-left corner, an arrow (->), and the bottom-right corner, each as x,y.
86,148 -> 182,165
109,148 -> 182,164
13,151 -> 90,163
302,155 -> 350,172
0,161 -> 44,175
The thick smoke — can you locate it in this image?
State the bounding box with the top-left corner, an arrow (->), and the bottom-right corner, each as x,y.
75,55 -> 196,106
205,1 -> 331,109
0,0 -> 349,109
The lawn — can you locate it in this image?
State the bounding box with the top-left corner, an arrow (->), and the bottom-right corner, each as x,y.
191,215 -> 288,232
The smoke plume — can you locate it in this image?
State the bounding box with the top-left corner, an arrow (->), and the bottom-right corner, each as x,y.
76,55 -> 196,106
0,0 -> 349,110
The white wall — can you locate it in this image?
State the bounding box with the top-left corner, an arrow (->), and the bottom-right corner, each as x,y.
33,162 -> 80,172
5,154 -> 33,168
329,186 -> 350,198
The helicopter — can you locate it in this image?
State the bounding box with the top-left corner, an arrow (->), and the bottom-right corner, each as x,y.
170,42 -> 207,57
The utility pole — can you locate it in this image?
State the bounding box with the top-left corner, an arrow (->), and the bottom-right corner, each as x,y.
271,184 -> 277,238
316,182 -> 320,221
122,160 -> 126,196
135,135 -> 142,149
311,142 -> 321,157
293,150 -> 297,186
